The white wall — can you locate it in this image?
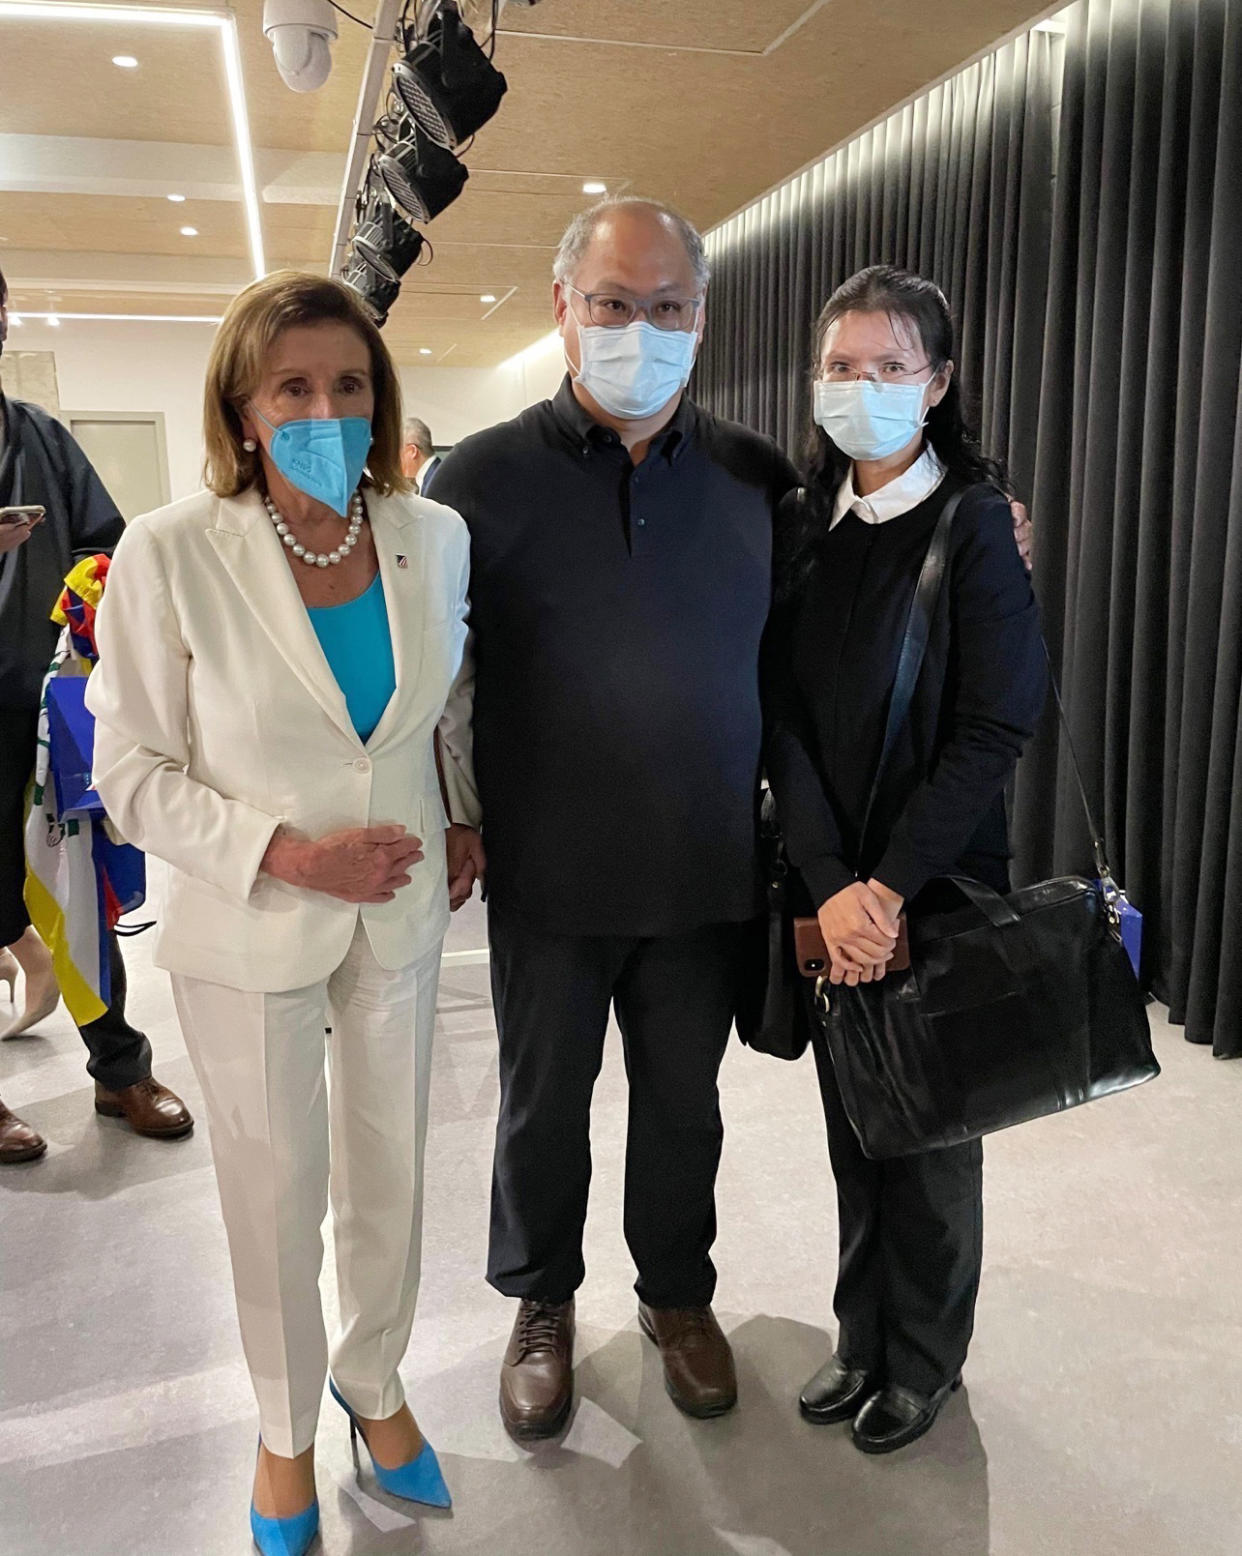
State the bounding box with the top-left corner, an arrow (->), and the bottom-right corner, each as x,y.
505,330 -> 567,413
9,318 -> 215,504
5,319 -> 569,504
396,362 -> 525,448
398,333 -> 566,451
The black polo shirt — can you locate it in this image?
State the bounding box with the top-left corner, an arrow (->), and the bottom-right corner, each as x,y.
432,376 -> 799,936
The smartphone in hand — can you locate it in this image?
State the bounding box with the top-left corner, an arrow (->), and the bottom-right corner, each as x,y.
0,505 -> 46,527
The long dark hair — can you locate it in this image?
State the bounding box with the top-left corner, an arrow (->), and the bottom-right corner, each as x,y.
775,265 -> 1006,599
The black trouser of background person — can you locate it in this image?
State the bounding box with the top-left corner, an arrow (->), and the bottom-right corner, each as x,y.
485,905 -> 746,1308
0,705 -> 152,1090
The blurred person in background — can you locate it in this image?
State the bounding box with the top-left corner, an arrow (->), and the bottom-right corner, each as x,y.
401,415 -> 442,495
0,261 -> 191,1164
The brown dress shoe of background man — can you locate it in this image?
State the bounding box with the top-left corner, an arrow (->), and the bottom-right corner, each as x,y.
638,1302 -> 738,1418
94,1077 -> 193,1139
0,1096 -> 47,1163
499,1298 -> 575,1440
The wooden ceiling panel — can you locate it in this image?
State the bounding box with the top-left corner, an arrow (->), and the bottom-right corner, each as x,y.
0,192 -> 250,259
0,23 -> 233,144
496,0 -> 820,54
5,287 -> 230,317
2,0 -> 1056,365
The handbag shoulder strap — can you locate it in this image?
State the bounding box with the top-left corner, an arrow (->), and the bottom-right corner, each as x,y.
857,483 -> 967,857
854,475 -> 1122,902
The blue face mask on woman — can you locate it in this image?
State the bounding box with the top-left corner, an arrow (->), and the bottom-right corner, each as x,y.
251,407 -> 373,517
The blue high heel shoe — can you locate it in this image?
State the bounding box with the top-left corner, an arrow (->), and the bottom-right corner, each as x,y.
250,1441 -> 319,1556
328,1380 -> 452,1509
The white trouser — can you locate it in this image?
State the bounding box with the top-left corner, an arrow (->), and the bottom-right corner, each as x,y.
172,922 -> 441,1457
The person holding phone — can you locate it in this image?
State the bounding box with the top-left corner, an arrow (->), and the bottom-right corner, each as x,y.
0,263 -> 193,1162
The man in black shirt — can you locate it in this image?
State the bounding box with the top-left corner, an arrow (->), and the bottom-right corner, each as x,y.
0,265 -> 193,1163
432,198 -> 798,1435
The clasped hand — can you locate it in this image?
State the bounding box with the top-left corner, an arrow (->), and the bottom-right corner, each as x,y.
816,879 -> 905,987
262,825 -> 426,904
263,822 -> 488,910
445,824 -> 486,911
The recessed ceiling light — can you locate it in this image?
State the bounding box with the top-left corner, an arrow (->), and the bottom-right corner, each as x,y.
180,226 -> 198,236
0,3 -> 266,280
112,53 -> 138,67
480,293 -> 496,303
582,180 -> 606,195
167,193 -> 186,202
419,347 -> 433,356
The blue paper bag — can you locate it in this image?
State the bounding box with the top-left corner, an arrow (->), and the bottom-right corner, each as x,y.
45,675 -> 104,818
1098,880 -> 1143,979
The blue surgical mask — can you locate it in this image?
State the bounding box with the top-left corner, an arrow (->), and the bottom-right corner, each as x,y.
570,320 -> 698,421
251,408 -> 372,516
813,378 -> 932,461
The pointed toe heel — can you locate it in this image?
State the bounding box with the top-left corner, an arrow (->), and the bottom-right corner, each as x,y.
249,1499 -> 319,1556
329,1380 -> 452,1509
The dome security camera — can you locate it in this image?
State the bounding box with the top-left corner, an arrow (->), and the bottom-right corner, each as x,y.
263,0 -> 339,93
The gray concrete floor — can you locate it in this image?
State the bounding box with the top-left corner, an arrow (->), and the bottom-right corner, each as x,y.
2,885 -> 1240,1556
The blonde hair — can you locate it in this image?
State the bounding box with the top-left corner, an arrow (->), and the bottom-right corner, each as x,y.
203,270 -> 409,498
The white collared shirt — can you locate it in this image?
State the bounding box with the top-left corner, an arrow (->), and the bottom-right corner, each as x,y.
830,445 -> 947,531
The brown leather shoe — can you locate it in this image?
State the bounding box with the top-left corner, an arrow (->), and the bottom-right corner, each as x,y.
0,1097 -> 47,1163
638,1302 -> 738,1418
94,1076 -> 194,1139
499,1298 -> 575,1441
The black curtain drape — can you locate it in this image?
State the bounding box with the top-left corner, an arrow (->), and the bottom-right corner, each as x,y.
694,0 -> 1242,1059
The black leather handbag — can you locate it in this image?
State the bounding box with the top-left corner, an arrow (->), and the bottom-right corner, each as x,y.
735,789 -> 813,1061
817,490 -> 1159,1159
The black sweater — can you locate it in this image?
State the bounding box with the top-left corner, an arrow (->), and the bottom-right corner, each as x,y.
763,479 -> 1046,908
431,377 -> 799,935
0,396 -> 124,710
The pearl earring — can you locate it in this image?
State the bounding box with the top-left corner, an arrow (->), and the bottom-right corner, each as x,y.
242,438 -> 257,452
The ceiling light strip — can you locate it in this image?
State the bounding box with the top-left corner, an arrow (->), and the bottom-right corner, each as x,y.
218,12 -> 266,277
13,311 -> 224,322
0,1 -> 266,280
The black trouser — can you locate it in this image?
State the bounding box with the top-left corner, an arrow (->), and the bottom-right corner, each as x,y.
0,707 -> 38,949
810,1021 -> 983,1397
0,705 -> 152,1092
486,905 -> 744,1309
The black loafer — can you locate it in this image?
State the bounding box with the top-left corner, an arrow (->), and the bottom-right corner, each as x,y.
799,1354 -> 875,1425
851,1376 -> 962,1455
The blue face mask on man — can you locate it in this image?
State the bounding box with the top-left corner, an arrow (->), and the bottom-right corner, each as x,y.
251,407 -> 373,517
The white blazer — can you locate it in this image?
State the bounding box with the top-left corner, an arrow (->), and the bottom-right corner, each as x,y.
87,485 -> 480,993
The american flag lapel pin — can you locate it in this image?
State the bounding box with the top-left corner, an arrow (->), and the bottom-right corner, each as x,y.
396,554 -> 408,568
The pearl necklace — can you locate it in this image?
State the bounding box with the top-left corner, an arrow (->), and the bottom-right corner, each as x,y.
265,491 -> 365,568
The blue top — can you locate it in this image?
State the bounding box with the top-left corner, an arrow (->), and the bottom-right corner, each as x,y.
307,572 -> 396,743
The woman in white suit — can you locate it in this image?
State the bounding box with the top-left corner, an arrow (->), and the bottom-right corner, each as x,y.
87,272 -> 484,1556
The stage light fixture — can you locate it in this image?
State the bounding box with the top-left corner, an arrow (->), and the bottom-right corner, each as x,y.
353,185 -> 426,279
342,252 -> 401,326
392,0 -> 507,151
375,123 -> 468,225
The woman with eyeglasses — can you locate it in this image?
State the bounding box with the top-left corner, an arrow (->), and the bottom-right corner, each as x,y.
763,265 -> 1045,1454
